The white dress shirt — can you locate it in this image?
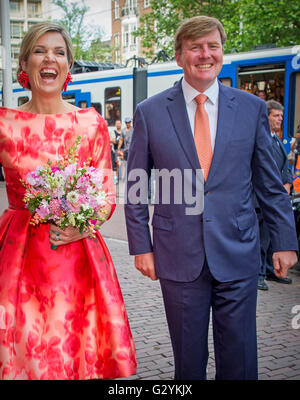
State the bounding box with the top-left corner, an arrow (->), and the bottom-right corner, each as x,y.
181,78 -> 219,152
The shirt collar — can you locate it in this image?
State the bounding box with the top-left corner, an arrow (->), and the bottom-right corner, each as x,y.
182,77 -> 219,106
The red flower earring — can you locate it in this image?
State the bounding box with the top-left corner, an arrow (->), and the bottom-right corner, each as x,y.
63,72 -> 73,91
18,70 -> 29,89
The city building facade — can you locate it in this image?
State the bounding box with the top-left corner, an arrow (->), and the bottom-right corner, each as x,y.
111,0 -> 152,65
1,0 -> 52,84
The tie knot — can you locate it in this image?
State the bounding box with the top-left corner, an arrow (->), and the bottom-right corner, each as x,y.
195,94 -> 207,106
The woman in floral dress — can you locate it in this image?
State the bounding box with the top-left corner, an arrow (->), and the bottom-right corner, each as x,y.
0,22 -> 136,380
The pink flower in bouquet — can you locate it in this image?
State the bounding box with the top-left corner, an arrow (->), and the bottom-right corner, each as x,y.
87,196 -> 97,210
61,164 -> 77,178
78,194 -> 87,204
76,176 -> 89,191
51,167 -> 60,173
26,170 -> 44,186
69,203 -> 81,213
36,200 -> 50,219
49,199 -> 62,217
89,168 -> 103,186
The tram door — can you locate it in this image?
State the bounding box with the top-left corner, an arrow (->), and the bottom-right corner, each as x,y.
290,72 -> 300,192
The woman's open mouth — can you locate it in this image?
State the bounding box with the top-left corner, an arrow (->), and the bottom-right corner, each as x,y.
40,68 -> 58,82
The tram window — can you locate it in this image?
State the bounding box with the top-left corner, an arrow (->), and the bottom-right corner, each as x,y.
238,65 -> 285,105
78,100 -> 88,109
105,87 -> 121,126
62,94 -> 75,105
92,102 -> 102,115
219,78 -> 232,87
289,72 -> 300,139
238,65 -> 285,139
18,96 -> 29,106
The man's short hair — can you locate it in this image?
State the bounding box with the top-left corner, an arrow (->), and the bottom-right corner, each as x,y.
174,16 -> 227,54
266,100 -> 284,116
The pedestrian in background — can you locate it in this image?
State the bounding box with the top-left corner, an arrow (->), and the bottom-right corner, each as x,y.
257,100 -> 293,290
110,119 -> 124,184
120,117 -> 133,181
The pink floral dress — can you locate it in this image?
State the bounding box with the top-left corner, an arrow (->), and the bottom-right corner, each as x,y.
0,107 -> 136,380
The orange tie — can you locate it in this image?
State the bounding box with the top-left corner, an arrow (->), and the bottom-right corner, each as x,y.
194,94 -> 212,181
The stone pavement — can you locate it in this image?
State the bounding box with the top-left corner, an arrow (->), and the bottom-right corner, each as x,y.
105,237 -> 300,381
0,181 -> 300,380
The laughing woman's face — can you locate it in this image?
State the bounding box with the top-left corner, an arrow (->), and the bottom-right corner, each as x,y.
21,31 -> 69,96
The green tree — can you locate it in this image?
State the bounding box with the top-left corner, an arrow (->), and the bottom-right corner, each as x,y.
52,0 -> 89,59
237,0 -> 300,50
136,0 -> 300,57
52,0 -> 114,62
83,27 -> 113,63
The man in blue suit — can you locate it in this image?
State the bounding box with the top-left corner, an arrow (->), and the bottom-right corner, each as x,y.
258,100 -> 294,290
124,16 -> 298,380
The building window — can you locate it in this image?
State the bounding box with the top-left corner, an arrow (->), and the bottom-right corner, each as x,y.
10,1 -> 23,16
128,0 -> 137,9
114,0 -> 120,19
114,33 -> 121,63
144,0 -> 150,7
28,0 -> 42,18
123,25 -> 129,48
123,24 -> 138,50
123,0 -> 138,16
11,46 -> 20,61
132,24 -> 137,45
10,22 -> 24,40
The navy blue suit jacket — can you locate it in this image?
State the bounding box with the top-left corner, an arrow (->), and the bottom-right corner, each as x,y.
271,134 -> 293,185
125,80 -> 298,282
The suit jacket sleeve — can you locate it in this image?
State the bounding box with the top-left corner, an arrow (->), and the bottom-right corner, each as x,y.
251,101 -> 298,252
124,104 -> 154,255
281,145 -> 293,185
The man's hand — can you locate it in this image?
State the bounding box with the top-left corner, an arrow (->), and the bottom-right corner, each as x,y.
273,250 -> 298,278
135,252 -> 158,281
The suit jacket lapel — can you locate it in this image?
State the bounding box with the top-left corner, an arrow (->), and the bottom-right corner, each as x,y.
206,82 -> 238,185
273,136 -> 287,160
166,81 -> 200,170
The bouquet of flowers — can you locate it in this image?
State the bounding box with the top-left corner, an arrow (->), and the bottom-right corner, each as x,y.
21,136 -> 108,249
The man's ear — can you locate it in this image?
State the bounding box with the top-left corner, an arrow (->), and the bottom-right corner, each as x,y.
175,51 -> 182,68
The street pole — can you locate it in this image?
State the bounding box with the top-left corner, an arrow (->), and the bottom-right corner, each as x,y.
0,0 -> 13,107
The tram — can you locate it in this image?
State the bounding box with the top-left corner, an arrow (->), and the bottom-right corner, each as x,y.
3,45 -> 300,151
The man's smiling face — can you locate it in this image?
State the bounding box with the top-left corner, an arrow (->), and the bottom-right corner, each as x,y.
175,29 -> 224,92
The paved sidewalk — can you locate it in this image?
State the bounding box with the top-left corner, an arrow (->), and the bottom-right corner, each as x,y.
1,182 -> 300,380
105,237 -> 300,380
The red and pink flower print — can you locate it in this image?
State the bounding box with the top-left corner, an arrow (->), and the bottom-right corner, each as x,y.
0,107 -> 135,380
